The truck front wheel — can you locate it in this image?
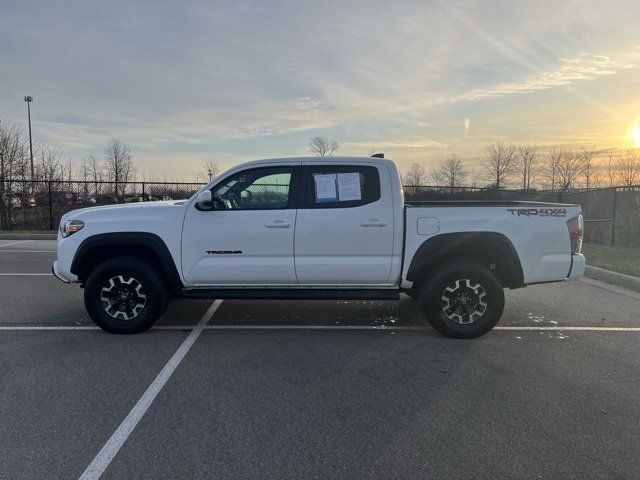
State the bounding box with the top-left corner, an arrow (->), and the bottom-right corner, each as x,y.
84,256 -> 170,334
421,261 -> 504,339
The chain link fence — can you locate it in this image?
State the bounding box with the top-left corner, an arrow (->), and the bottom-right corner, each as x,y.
405,185 -> 640,247
2,179 -> 639,247
561,186 -> 640,247
0,179 -> 202,231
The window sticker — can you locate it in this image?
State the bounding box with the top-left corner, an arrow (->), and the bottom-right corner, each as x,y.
337,172 -> 362,201
314,174 -> 338,202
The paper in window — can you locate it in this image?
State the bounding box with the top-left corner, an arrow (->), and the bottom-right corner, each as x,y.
337,172 -> 362,201
314,174 -> 338,202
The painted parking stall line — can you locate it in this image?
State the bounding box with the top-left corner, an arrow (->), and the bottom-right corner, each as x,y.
0,250 -> 56,253
495,326 -> 640,332
78,299 -> 223,480
2,324 -> 640,332
0,240 -> 31,247
0,273 -> 53,276
0,326 -> 99,331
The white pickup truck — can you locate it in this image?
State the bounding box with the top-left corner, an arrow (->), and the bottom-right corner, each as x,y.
53,156 -> 585,338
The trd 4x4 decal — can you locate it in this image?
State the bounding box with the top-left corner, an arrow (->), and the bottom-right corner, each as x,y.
507,208 -> 566,217
206,250 -> 243,254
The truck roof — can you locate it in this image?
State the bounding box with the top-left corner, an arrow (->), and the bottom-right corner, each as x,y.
236,156 -> 395,168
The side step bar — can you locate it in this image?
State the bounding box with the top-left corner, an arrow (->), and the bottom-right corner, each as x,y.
181,288 -> 400,301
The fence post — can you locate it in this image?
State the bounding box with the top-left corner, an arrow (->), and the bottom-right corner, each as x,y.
611,188 -> 617,246
48,180 -> 54,231
142,182 -> 146,202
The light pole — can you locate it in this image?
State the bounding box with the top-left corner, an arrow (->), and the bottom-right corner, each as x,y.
24,95 -> 34,181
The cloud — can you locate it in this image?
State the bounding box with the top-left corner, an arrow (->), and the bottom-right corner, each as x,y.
344,139 -> 449,150
458,51 -> 639,101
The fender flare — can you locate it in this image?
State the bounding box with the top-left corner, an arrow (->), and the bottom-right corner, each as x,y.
70,232 -> 183,293
406,232 -> 524,288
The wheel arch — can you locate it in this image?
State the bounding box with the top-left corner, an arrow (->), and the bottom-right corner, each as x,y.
406,232 -> 524,289
70,232 -> 183,294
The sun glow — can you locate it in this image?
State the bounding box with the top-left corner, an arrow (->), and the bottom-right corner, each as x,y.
632,121 -> 640,148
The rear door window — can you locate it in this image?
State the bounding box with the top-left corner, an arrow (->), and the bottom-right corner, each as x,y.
303,165 -> 381,209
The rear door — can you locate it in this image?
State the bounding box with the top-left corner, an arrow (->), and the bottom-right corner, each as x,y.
294,163 -> 395,285
182,164 -> 300,285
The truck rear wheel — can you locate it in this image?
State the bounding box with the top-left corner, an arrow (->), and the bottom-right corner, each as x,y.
421,261 -> 504,339
84,256 -> 170,334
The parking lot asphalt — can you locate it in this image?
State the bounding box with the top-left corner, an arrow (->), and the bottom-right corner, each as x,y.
1,240 -> 639,479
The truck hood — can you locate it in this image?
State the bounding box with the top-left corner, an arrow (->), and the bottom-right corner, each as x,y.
63,200 -> 187,222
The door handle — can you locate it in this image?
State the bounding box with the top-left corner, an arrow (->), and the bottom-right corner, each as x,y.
359,219 -> 387,227
265,220 -> 292,228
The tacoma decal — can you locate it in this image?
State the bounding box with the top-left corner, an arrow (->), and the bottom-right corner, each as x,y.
507,208 -> 566,217
206,250 -> 243,254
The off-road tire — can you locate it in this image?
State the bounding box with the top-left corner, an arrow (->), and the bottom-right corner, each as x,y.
84,256 -> 170,334
421,260 -> 504,339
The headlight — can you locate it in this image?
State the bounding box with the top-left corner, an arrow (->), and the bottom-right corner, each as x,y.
61,220 -> 84,238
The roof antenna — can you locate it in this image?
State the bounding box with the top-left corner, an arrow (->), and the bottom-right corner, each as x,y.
371,153 -> 384,158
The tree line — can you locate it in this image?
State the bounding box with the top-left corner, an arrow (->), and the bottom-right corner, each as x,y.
2,118 -> 639,197
401,141 -> 640,191
0,118 -> 221,200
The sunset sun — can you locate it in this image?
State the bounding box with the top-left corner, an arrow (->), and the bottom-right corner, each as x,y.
633,122 -> 640,147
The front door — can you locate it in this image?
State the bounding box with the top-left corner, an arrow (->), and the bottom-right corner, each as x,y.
182,165 -> 299,285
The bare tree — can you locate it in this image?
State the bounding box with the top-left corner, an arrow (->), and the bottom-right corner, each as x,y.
201,160 -> 221,182
482,140 -> 517,188
557,150 -> 583,191
431,154 -> 467,189
616,148 -> 640,187
84,155 -> 103,196
543,148 -> 563,191
309,136 -> 339,157
517,144 -> 538,190
0,119 -> 27,181
403,163 -> 427,186
35,144 -> 64,182
605,150 -> 618,186
402,163 -> 427,196
467,167 -> 481,188
579,146 -> 599,189
0,119 -> 28,229
104,137 -> 135,198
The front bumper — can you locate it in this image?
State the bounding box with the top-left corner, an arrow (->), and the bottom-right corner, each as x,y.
567,254 -> 586,280
51,261 -> 75,283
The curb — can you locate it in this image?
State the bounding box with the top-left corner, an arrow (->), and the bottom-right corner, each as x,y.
585,265 -> 640,293
0,233 -> 57,240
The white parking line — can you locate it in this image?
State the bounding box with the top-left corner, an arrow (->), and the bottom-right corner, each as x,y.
0,240 -> 31,247
0,250 -> 56,253
495,326 -> 640,332
207,325 -> 640,332
1,323 -> 639,332
0,273 -> 53,276
77,299 -> 222,480
0,326 -> 99,330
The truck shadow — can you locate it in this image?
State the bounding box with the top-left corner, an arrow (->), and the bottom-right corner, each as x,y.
203,295 -> 430,329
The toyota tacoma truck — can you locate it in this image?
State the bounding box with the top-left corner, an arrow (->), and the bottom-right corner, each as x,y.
52,156 -> 585,338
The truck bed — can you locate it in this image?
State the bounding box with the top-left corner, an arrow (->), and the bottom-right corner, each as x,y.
402,201 -> 582,286
405,200 -> 578,207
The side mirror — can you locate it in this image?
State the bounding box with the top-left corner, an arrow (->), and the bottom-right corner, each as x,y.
195,190 -> 213,210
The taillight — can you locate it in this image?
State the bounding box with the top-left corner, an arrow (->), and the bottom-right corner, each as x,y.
567,215 -> 583,254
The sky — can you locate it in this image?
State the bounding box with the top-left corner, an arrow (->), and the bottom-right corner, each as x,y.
1,0 -> 639,179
